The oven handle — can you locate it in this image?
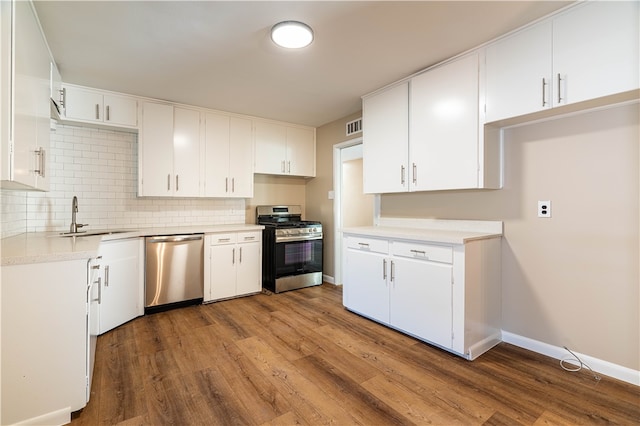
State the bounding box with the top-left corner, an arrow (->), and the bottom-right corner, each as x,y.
275,235 -> 323,243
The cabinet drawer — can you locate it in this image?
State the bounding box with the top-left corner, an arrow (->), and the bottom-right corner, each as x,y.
238,232 -> 261,244
391,241 -> 452,264
208,233 -> 237,245
345,236 -> 388,254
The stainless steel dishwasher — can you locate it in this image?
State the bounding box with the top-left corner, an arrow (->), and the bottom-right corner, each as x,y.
145,234 -> 204,313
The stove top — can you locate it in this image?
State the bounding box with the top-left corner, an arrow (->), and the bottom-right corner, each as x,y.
256,205 -> 322,235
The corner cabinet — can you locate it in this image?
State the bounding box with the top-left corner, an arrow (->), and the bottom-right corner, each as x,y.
203,112 -> 254,198
343,230 -> 501,360
138,102 -> 202,197
362,52 -> 500,194
485,1 -> 639,122
1,0 -> 50,191
254,121 -> 316,177
62,84 -> 138,128
204,231 -> 262,302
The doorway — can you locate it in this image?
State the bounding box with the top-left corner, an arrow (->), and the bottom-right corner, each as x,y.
333,138 -> 376,285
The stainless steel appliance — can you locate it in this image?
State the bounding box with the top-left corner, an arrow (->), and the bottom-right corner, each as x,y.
145,234 -> 204,313
257,205 -> 323,293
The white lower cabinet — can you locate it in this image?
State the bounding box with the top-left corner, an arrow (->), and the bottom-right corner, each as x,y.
1,258 -> 89,425
97,238 -> 143,334
204,231 -> 262,302
343,232 -> 501,360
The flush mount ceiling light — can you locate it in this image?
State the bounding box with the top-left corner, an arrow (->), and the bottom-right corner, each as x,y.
271,21 -> 314,49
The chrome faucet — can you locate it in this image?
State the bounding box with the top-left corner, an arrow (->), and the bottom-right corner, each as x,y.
69,196 -> 88,233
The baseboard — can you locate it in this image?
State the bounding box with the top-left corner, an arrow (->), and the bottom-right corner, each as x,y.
501,331 -> 640,386
323,274 -> 336,285
13,406 -> 71,425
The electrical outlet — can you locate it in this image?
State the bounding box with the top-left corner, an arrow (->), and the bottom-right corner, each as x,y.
538,200 -> 551,218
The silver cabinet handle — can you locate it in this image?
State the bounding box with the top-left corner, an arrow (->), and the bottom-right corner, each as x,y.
104,265 -> 110,287
383,259 -> 387,280
400,165 -> 405,185
557,73 -> 563,104
541,78 -> 547,107
34,148 -> 45,177
167,174 -> 171,190
239,247 -> 243,263
232,177 -> 235,192
287,161 -> 291,173
390,260 -> 395,283
218,237 -> 231,242
106,105 -> 110,121
358,242 -> 370,247
95,104 -> 100,120
232,248 -> 235,265
96,277 -> 102,304
175,175 -> 179,192
410,249 -> 426,255
243,236 -> 255,241
412,163 -> 417,185
225,177 -> 228,193
59,88 -> 66,107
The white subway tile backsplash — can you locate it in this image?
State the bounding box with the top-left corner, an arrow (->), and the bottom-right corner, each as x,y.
2,123 -> 246,237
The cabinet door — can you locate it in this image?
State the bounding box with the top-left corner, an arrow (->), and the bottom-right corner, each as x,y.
552,1 -> 639,106
64,85 -> 103,122
391,257 -> 453,349
236,241 -> 261,295
173,107 -> 201,197
9,0 -> 50,190
203,112 -> 230,197
98,239 -> 140,334
254,121 -> 287,174
362,82 -> 409,194
210,244 -> 237,300
228,117 -> 254,196
139,102 -> 174,196
485,21 -> 552,122
103,93 -> 137,127
410,53 -> 479,191
286,126 -> 315,177
344,248 -> 389,324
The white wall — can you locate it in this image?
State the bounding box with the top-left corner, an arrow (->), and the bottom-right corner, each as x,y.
1,123 -> 245,238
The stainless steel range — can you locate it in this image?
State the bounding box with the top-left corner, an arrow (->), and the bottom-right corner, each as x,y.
257,205 -> 323,293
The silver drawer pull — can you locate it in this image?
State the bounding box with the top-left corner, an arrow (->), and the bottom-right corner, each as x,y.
244,236 -> 255,241
410,249 -> 427,255
358,242 -> 370,247
218,238 -> 231,242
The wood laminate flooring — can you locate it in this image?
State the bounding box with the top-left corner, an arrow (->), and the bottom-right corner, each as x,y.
72,283 -> 640,425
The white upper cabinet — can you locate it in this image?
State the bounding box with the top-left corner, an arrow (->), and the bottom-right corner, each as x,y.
486,1 -> 639,122
203,112 -> 254,198
363,53 -> 498,194
362,82 -> 409,194
63,84 -> 138,128
139,102 -> 201,197
552,1 -> 639,106
254,121 -> 316,177
410,53 -> 481,191
1,0 -> 50,191
485,22 -> 552,122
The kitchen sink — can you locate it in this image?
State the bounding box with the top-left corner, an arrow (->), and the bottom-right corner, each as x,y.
57,230 -> 131,237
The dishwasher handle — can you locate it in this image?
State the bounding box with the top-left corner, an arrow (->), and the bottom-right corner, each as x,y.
147,234 -> 203,244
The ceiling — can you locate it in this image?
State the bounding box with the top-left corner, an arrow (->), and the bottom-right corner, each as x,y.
34,1 -> 572,128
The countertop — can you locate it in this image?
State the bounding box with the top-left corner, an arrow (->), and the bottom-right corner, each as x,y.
342,226 -> 502,245
1,224 -> 264,266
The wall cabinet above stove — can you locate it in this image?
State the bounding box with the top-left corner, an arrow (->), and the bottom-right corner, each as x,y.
254,121 -> 316,178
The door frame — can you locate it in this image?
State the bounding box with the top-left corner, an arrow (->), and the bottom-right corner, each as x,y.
333,137 -> 379,286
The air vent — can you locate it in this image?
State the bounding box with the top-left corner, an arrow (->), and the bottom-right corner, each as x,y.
346,117 -> 362,136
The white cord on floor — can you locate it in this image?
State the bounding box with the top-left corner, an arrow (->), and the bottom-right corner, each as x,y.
561,346 -> 601,382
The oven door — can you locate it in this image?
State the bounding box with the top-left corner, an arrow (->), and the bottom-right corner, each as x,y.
274,237 -> 323,278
